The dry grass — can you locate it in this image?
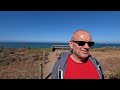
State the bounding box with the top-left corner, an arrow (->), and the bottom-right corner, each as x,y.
91,47 -> 120,79
0,47 -> 120,79
0,48 -> 50,79
0,61 -> 40,79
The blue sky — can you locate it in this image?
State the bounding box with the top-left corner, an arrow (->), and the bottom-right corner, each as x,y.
0,11 -> 120,43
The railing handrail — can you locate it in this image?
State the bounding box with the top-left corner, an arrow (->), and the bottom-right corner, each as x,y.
53,44 -> 69,46
45,72 -> 52,79
52,45 -> 69,47
51,44 -> 70,52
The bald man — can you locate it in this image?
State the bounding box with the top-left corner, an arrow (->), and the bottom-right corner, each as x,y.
51,30 -> 104,79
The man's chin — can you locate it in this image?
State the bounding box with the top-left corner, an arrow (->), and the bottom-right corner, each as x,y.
81,54 -> 89,58
81,54 -> 89,62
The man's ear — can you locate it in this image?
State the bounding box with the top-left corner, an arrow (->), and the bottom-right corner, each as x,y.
69,41 -> 73,49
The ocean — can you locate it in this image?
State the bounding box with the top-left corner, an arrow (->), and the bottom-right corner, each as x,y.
0,42 -> 120,48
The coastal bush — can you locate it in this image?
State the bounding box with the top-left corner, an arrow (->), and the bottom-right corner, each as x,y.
109,70 -> 120,79
0,48 -> 50,66
0,47 -> 4,53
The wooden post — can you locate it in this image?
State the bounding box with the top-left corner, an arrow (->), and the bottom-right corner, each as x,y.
41,63 -> 43,79
38,63 -> 40,79
38,63 -> 43,79
43,51 -> 46,64
38,51 -> 46,79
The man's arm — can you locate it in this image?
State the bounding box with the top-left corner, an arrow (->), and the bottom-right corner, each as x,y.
51,60 -> 59,79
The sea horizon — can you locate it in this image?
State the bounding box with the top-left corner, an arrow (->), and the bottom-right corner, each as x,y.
0,42 -> 120,48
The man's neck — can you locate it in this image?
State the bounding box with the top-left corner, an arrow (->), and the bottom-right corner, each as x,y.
70,54 -> 89,63
70,54 -> 83,63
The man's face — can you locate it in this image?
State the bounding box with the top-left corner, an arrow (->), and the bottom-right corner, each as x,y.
69,31 -> 94,59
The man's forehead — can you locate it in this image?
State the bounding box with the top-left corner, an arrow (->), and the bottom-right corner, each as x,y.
80,35 -> 84,38
73,33 -> 92,41
74,32 -> 90,37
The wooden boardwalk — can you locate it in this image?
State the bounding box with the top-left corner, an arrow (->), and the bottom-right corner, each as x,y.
43,51 -> 59,79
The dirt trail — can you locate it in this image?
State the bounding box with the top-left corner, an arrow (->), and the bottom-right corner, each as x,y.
43,50 -> 70,79
43,51 -> 60,79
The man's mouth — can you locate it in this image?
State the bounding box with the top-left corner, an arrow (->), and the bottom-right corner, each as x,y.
81,50 -> 88,54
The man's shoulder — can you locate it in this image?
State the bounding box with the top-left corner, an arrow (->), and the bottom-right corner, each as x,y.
89,55 -> 98,60
89,55 -> 99,64
56,51 -> 71,62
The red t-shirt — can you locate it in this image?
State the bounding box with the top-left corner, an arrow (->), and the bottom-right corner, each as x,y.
64,55 -> 100,79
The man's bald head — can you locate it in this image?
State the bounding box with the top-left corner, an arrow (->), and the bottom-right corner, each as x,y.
71,30 -> 92,41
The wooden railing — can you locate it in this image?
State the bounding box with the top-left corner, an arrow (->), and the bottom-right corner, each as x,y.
51,45 -> 70,52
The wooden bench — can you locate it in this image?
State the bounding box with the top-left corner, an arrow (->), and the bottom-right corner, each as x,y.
51,45 -> 70,52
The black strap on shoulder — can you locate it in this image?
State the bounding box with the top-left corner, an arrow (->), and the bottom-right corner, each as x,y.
94,57 -> 104,79
90,55 -> 104,79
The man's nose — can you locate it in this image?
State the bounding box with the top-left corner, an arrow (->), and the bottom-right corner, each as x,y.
84,43 -> 90,49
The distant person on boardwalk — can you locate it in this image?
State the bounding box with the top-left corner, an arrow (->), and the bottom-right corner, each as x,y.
51,30 -> 104,79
